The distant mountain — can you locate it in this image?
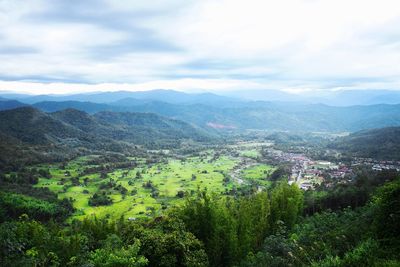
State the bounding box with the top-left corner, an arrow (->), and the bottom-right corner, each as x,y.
221,89 -> 400,106
331,127 -> 400,160
18,99 -> 400,132
3,89 -> 400,106
3,88 -> 400,132
0,99 -> 28,111
0,89 -> 240,106
33,101 -> 111,113
118,101 -> 400,132
107,89 -> 240,105
94,111 -> 212,142
108,97 -> 150,106
222,89 -> 307,102
311,90 -> 400,106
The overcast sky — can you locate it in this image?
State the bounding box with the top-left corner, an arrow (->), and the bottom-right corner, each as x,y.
1,0 -> 400,95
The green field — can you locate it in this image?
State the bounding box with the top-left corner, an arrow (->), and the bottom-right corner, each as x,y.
35,152 -> 240,220
31,142 -> 281,220
241,164 -> 276,187
239,149 -> 261,159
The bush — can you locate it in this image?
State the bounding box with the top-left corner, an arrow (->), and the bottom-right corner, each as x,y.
88,192 -> 113,206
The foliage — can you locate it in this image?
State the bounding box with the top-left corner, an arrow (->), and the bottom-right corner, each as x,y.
88,192 -> 113,206
372,178 -> 400,251
177,185 -> 302,266
0,192 -> 72,221
331,127 -> 400,160
89,236 -> 148,267
270,182 -> 303,231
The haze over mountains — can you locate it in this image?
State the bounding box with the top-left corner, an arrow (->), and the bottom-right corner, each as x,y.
2,88 -> 400,106
225,89 -> 400,106
0,89 -> 240,106
1,89 -> 400,132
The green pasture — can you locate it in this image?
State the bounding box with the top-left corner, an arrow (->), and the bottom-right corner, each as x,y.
240,164 -> 276,187
239,149 -> 261,159
35,153 -> 240,220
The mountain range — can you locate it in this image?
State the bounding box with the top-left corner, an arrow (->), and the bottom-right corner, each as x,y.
0,89 -> 241,106
2,88 -> 400,168
223,89 -> 400,106
3,89 -> 400,106
2,89 -> 400,133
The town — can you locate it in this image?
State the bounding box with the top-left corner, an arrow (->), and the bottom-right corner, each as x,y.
262,146 -> 400,190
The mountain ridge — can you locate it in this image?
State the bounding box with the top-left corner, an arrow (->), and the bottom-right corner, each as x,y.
0,107 -> 214,169
7,99 -> 400,132
331,126 -> 400,160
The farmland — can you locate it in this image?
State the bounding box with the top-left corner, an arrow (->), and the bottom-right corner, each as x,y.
33,142 -> 276,220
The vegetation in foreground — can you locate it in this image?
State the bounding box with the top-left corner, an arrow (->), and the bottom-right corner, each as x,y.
1,176 -> 399,266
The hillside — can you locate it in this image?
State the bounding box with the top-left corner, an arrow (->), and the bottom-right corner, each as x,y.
94,111 -> 212,142
331,127 -> 400,160
0,99 -> 28,111
51,108 -> 213,144
0,107 -> 91,145
0,107 -> 131,169
0,107 -> 213,169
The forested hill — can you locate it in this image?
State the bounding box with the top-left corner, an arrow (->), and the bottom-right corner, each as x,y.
331,127 -> 400,160
0,107 -> 213,169
93,111 -> 211,141
0,99 -> 27,110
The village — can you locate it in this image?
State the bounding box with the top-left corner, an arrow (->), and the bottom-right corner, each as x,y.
262,147 -> 400,190
352,157 -> 400,172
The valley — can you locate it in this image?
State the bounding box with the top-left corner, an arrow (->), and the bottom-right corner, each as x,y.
31,142 -> 277,220
21,134 -> 400,221
2,1 -> 400,264
1,93 -> 400,266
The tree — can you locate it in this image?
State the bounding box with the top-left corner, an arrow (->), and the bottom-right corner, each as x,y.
176,190 -> 185,198
372,179 -> 400,250
270,183 -> 303,232
88,192 -> 113,206
89,235 -> 148,267
179,191 -> 238,266
233,192 -> 271,257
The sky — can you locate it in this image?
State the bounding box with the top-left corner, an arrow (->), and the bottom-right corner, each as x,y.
1,0 -> 400,95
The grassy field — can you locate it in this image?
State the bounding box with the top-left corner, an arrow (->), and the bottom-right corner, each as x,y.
35,152 -> 239,220
32,142 -> 280,220
241,164 -> 276,187
239,149 -> 261,159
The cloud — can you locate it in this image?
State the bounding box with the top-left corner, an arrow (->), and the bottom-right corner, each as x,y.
0,79 -> 266,95
0,0 -> 400,94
